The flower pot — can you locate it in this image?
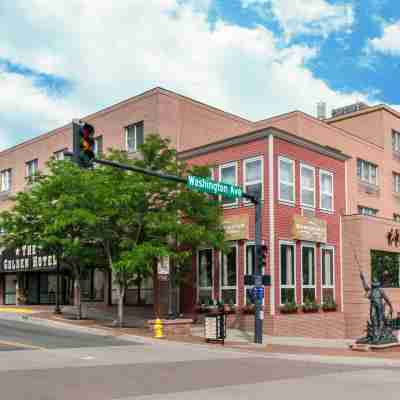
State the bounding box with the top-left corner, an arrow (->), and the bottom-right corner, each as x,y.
302,306 -> 319,313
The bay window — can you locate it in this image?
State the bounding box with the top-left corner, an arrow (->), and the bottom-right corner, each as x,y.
320,170 -> 333,211
197,249 -> 213,304
301,244 -> 316,302
220,244 -> 237,304
280,242 -> 296,305
300,164 -> 315,208
279,157 -> 295,203
321,247 -> 335,304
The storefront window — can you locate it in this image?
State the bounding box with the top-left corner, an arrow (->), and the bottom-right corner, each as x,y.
371,250 -> 400,288
301,245 -> 315,302
220,245 -> 237,304
245,244 -> 255,304
280,242 -> 295,305
4,274 -> 16,305
321,247 -> 335,303
198,249 -> 213,303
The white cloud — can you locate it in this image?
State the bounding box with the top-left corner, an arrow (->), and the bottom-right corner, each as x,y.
0,0 -> 374,151
368,21 -> 400,55
241,0 -> 354,40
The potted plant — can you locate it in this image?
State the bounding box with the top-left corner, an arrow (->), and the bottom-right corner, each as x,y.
322,299 -> 338,312
302,299 -> 320,313
242,303 -> 256,314
279,302 -> 298,314
206,299 -> 219,315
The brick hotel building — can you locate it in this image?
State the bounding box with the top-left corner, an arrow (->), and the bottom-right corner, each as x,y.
1,87 -> 400,338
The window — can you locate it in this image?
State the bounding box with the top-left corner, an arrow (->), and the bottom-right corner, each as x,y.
371,250 -> 400,288
280,242 -> 295,305
357,159 -> 378,185
93,136 -> 103,157
300,164 -> 315,208
321,247 -> 335,304
197,249 -> 213,303
125,121 -> 144,152
219,163 -> 237,206
394,214 -> 400,222
279,157 -> 295,203
220,244 -> 237,305
245,244 -> 255,304
0,169 -> 12,192
53,149 -> 66,161
394,173 -> 400,193
244,157 -> 263,201
358,206 -> 378,217
301,245 -> 315,302
320,170 -> 333,211
25,159 -> 38,182
393,130 -> 400,152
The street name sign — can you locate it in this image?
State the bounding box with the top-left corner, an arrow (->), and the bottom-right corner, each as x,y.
187,175 -> 243,199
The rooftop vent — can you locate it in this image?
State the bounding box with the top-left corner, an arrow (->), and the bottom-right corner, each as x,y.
331,102 -> 369,118
317,102 -> 327,120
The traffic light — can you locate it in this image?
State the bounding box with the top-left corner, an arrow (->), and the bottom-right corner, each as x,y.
257,245 -> 268,271
72,120 -> 95,168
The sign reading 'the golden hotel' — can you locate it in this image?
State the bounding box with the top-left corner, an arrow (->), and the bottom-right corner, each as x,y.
292,214 -> 327,243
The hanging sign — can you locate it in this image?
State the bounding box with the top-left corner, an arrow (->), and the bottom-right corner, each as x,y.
0,245 -> 57,273
222,215 -> 249,241
292,214 -> 327,243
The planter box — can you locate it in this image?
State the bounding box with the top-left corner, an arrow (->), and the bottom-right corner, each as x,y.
302,307 -> 319,313
280,307 -> 298,314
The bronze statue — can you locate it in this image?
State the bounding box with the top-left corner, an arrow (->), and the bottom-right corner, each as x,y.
357,271 -> 397,345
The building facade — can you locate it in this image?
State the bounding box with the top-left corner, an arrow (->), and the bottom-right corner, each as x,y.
180,127 -> 349,338
1,86 -> 400,339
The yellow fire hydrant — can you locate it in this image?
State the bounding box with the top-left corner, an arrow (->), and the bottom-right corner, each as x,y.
154,318 -> 164,338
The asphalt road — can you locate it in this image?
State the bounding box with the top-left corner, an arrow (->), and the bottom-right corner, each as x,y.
0,315 -> 399,400
0,316 -> 136,349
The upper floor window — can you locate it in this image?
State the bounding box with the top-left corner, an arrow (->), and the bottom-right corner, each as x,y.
0,169 -> 12,192
244,157 -> 263,201
93,136 -> 103,157
320,170 -> 333,212
394,172 -> 400,193
357,159 -> 377,186
219,162 -> 237,206
393,130 -> 400,152
125,121 -> 144,153
26,159 -> 38,182
54,149 -> 66,161
358,206 -> 378,217
300,164 -> 315,209
279,157 -> 295,204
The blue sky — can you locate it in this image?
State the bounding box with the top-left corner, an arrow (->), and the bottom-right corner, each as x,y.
1,0 -> 400,150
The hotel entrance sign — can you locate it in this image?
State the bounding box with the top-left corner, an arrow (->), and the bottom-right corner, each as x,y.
187,175 -> 243,199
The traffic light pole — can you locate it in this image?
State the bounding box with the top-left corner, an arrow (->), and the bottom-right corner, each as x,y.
254,196 -> 263,344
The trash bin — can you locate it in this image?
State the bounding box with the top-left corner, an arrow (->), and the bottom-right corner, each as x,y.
204,312 -> 227,344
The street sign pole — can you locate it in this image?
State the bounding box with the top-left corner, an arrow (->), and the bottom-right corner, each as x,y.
254,196 -> 263,344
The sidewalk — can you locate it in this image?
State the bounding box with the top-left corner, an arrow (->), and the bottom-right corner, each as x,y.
4,305 -> 400,362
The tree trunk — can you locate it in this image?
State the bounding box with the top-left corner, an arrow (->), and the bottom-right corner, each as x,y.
75,277 -> 82,320
118,285 -> 125,327
137,277 -> 142,305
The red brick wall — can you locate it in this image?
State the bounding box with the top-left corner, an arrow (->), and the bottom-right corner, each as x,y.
273,138 -> 346,312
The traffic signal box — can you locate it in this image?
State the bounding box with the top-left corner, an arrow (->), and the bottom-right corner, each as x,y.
72,121 -> 95,168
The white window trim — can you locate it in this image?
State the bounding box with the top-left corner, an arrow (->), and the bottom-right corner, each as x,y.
393,130 -> 400,152
319,169 -> 334,212
278,156 -> 295,205
320,245 -> 335,304
197,248 -> 214,303
243,156 -> 264,204
125,123 -> 143,153
357,159 -> 378,186
0,169 -> 11,192
300,163 -> 315,209
25,159 -> 38,178
219,161 -> 239,207
279,240 -> 296,306
394,172 -> 400,193
220,242 -> 239,305
300,242 -> 316,304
